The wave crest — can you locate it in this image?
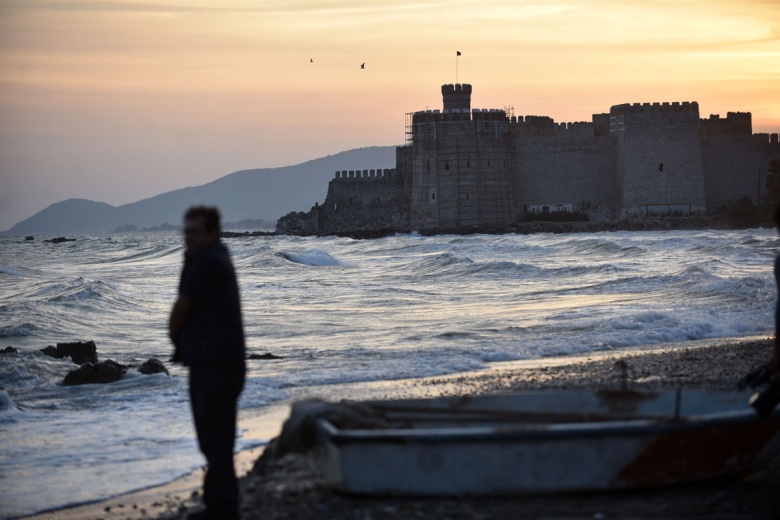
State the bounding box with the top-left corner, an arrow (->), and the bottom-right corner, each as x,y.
0,323 -> 38,337
0,266 -> 23,277
279,249 -> 343,266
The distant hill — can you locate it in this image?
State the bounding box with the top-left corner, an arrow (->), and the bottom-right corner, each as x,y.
3,146 -> 397,235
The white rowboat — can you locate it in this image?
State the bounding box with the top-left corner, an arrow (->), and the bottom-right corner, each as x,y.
312,389 -> 780,495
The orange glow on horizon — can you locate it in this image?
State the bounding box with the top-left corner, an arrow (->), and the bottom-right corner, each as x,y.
0,0 -> 778,228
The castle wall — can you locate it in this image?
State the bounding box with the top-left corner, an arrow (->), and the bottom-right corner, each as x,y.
409,108 -> 515,230
276,84 -> 779,236
703,133 -> 780,211
407,114 -> 439,229
611,102 -> 706,216
699,111 -> 780,210
513,134 -> 619,219
316,168 -> 407,233
700,112 -> 752,139
275,209 -> 320,234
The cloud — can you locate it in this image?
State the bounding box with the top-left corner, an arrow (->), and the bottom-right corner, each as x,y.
0,0 -> 444,16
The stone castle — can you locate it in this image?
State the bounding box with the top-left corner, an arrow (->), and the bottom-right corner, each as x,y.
277,84 -> 780,234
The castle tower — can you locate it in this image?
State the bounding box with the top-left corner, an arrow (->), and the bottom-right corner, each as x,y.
610,102 -> 706,216
409,84 -> 515,230
442,84 -> 472,112
700,112 -> 780,212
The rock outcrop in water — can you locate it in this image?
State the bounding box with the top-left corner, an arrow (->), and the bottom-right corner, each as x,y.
248,352 -> 284,360
62,360 -> 127,386
1,346 -> 17,354
138,358 -> 169,375
60,358 -> 169,385
40,341 -> 99,365
39,343 -> 170,383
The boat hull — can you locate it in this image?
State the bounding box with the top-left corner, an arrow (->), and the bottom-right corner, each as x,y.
313,390 -> 780,495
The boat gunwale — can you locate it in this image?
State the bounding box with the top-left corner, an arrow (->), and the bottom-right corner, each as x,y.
316,409 -> 780,445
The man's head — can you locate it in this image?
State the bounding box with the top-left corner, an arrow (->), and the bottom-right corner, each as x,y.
183,206 -> 221,253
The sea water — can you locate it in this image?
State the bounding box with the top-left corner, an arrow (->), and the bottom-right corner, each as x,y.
0,229 -> 776,517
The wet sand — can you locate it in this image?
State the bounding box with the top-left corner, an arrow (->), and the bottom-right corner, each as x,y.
23,337 -> 780,520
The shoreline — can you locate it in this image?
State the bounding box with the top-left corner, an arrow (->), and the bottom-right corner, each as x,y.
18,405 -> 291,520
7,219 -> 772,242
223,215 -> 769,240
21,336 -> 778,520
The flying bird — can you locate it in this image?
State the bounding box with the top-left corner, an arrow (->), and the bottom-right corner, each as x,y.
360,63 -> 365,69
310,58 -> 314,63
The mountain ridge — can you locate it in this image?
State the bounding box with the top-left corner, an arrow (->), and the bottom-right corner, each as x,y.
3,146 -> 397,235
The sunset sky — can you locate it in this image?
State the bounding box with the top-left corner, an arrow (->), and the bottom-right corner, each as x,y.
1,0 -> 778,230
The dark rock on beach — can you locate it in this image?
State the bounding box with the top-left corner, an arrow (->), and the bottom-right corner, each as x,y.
40,340 -> 98,365
138,358 -> 169,375
39,345 -> 61,358
248,352 -> 284,360
63,359 -> 127,386
0,346 -> 18,354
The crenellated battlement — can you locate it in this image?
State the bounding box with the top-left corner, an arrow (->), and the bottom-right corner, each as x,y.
518,115 -> 555,124
441,83 -> 472,112
441,83 -> 473,94
610,101 -> 699,115
411,108 -> 600,138
334,168 -> 397,180
609,101 -> 701,134
508,115 -> 597,138
411,108 -> 508,123
700,111 -> 752,137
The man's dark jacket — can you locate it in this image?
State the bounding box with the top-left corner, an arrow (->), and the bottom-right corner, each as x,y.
177,240 -> 245,366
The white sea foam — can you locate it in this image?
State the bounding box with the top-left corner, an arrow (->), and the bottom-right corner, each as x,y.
279,248 -> 343,266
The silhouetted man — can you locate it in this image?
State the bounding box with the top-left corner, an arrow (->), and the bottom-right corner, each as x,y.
169,206 -> 246,519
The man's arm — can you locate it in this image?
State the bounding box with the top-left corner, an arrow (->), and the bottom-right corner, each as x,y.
168,295 -> 194,347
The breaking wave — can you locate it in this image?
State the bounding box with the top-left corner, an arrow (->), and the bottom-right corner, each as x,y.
0,266 -> 23,277
0,323 -> 38,338
279,249 -> 343,266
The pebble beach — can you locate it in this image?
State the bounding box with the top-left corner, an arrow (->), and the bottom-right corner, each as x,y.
26,337 -> 780,520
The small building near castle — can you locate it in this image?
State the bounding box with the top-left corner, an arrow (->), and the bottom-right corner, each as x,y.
277,84 -> 780,234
